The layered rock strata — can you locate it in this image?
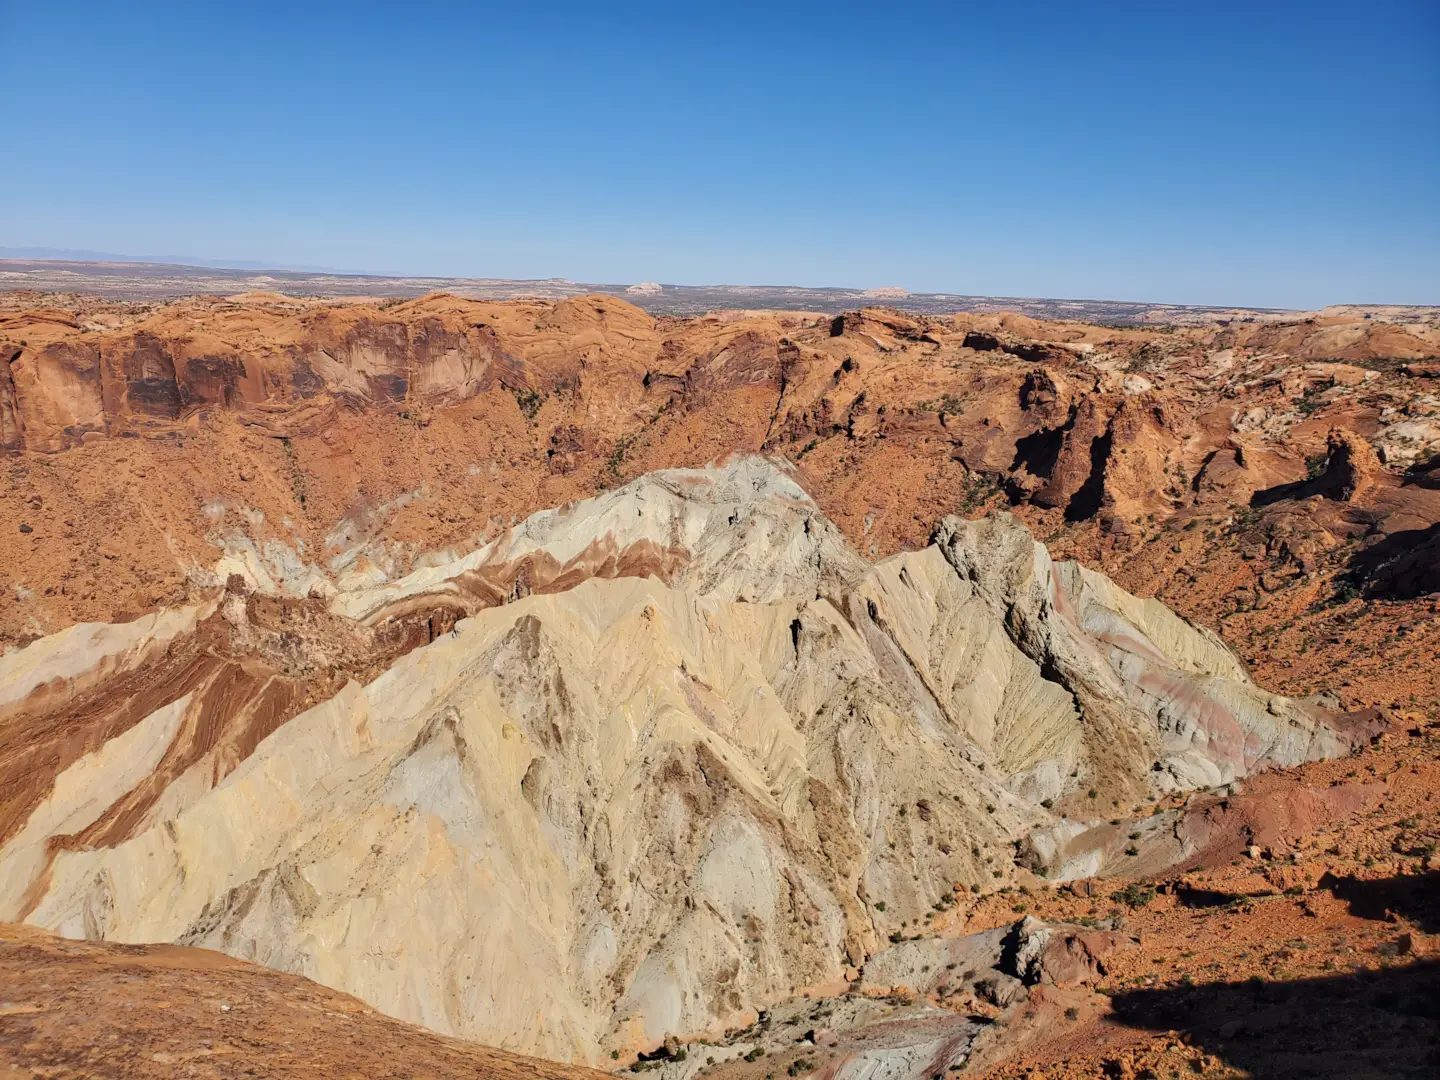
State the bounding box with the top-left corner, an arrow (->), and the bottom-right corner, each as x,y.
0,458 -> 1374,1063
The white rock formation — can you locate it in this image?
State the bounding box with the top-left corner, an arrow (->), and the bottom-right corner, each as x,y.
0,605 -> 204,723
0,457 -> 1370,1063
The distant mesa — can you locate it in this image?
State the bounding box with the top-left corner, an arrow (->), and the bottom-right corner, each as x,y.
6,255 -> 1390,323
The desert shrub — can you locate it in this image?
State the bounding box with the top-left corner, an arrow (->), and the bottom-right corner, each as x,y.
1111,881 -> 1155,908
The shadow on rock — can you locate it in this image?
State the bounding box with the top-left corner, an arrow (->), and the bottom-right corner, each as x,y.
1317,870 -> 1440,932
1173,884 -> 1247,909
1174,871 -> 1440,929
1109,960 -> 1440,1079
1249,478 -> 1323,509
1340,523 -> 1440,600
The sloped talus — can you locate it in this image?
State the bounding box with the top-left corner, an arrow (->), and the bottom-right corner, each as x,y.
0,458 -> 1375,1063
936,513 -> 1378,802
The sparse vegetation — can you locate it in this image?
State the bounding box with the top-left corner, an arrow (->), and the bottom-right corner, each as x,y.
1294,387 -> 1325,416
502,382 -> 543,419
606,434 -> 635,479
959,471 -> 1001,514
1111,881 -> 1155,907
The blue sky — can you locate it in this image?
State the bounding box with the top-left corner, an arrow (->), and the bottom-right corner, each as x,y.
1,1 -> 1435,307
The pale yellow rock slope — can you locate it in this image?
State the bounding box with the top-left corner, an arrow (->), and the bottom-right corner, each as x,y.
0,457 -> 1372,1064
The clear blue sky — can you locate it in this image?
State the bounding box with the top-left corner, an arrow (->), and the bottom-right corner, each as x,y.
1,1 -> 1435,307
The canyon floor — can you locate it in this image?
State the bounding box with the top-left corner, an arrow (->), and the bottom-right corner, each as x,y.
1,288 -> 1437,1077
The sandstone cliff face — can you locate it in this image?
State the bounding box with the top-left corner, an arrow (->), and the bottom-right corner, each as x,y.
0,458 -> 1372,1063
0,343 -> 22,453
3,301 -> 525,451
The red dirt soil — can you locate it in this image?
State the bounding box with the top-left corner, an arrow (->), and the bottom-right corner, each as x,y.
0,922 -> 609,1080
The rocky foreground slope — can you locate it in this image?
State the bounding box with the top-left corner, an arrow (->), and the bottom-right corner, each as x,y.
0,921 -> 609,1080
0,457 -> 1380,1065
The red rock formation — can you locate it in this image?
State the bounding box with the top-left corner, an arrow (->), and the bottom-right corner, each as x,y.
0,292 -> 1435,727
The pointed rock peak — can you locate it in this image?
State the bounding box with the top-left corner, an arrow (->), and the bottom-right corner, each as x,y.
933,511 -> 1052,611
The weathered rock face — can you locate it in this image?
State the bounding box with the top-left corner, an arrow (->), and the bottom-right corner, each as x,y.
1320,426 -> 1381,502
3,291 -> 1438,675
935,514 -> 1372,804
0,458 -> 1372,1064
0,343 -> 22,453
4,304 -> 521,450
